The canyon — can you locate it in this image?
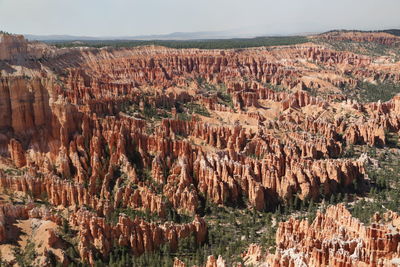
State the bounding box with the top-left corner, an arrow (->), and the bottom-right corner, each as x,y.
0,30 -> 400,266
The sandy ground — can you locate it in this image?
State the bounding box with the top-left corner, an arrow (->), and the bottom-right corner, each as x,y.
0,217 -> 62,264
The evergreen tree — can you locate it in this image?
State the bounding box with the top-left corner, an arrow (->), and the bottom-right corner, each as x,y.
330,194 -> 336,205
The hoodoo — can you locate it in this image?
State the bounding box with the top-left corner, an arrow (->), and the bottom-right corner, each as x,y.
0,24 -> 399,266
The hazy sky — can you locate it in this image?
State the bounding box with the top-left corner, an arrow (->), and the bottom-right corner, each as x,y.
0,0 -> 399,37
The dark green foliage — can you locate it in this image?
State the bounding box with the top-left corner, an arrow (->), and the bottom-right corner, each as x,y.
357,81 -> 400,103
382,29 -> 400,36
50,36 -> 309,50
199,82 -> 234,109
200,202 -> 284,264
313,37 -> 400,59
3,168 -> 27,176
12,240 -> 37,267
45,250 -> 58,266
126,142 -> 142,169
141,168 -> 164,193
176,112 -> 192,121
184,102 -> 211,117
340,80 -> 400,103
307,199 -> 317,222
165,201 -> 193,224
143,102 -> 171,120
62,218 -> 71,236
350,198 -> 386,224
121,101 -> 172,121
143,102 -> 158,119
385,132 -> 399,148
350,147 -> 400,223
264,82 -> 290,93
278,195 -> 320,221
217,91 -> 233,108
107,236 -> 203,267
106,207 -> 161,225
119,101 -> 139,116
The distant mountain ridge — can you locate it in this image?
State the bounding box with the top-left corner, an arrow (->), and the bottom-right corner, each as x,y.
19,28 -> 400,42
24,30 -> 259,42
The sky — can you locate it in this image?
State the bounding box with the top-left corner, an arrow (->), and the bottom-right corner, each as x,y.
0,0 -> 399,37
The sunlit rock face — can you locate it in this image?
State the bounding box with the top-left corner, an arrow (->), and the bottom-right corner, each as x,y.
1,32 -> 400,264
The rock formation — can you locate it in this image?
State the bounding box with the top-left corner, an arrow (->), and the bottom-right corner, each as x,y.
0,33 -> 28,61
1,33 -> 400,265
271,204 -> 400,266
69,209 -> 207,264
314,31 -> 400,46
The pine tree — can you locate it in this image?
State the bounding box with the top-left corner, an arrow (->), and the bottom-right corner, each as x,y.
337,193 -> 343,202
294,196 -> 299,210
344,193 -> 349,204
109,253 -> 114,266
308,199 -> 314,213
319,183 -> 325,200
252,208 -> 257,224
62,218 -> 70,235
330,194 -> 335,205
